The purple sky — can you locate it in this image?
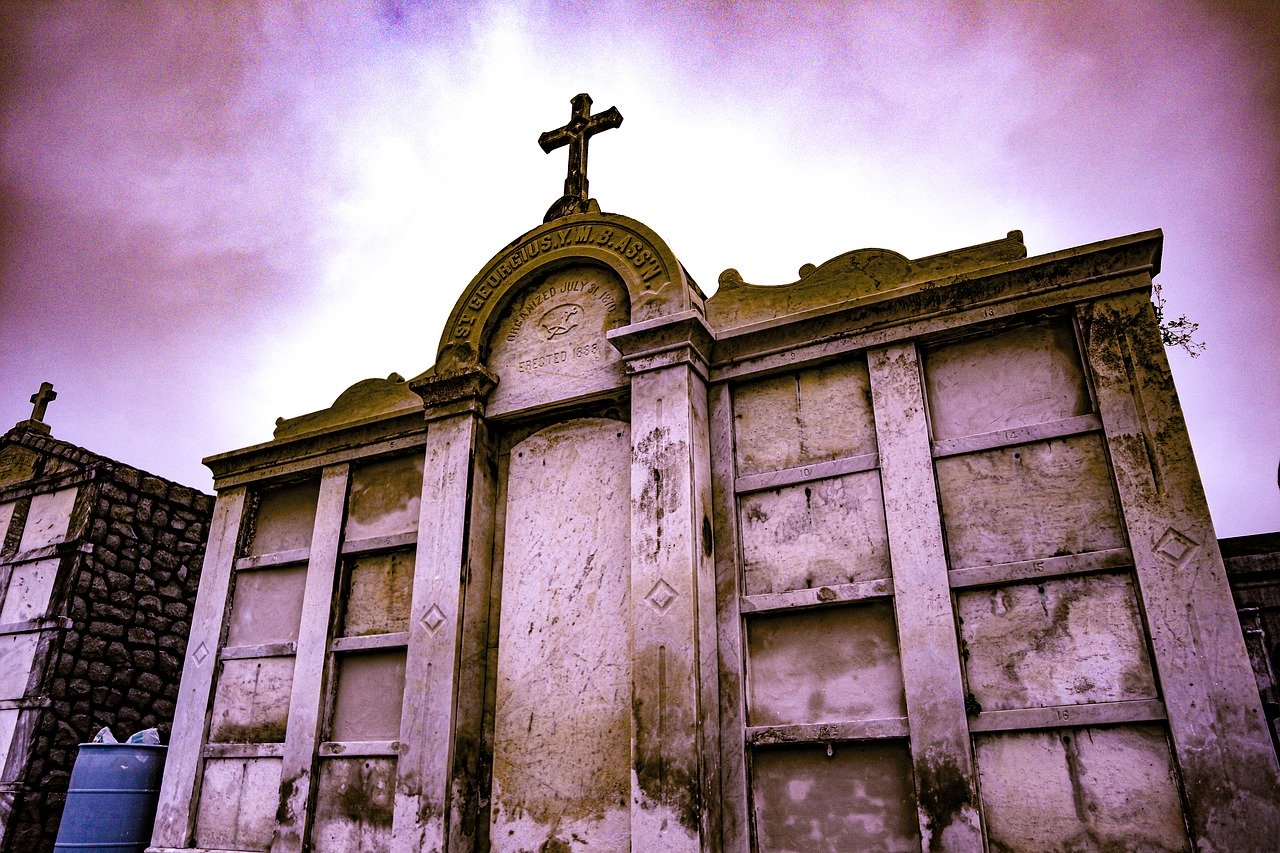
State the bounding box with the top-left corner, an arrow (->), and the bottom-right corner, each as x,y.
2,1 -> 1276,536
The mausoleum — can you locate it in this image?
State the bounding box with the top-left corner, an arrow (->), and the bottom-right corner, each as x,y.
150,95 -> 1280,852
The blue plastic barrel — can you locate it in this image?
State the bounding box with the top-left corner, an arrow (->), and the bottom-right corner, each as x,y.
53,743 -> 167,853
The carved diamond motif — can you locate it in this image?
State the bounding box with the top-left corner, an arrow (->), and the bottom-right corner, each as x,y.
1153,527 -> 1199,568
192,642 -> 208,664
422,604 -> 446,633
645,579 -> 678,613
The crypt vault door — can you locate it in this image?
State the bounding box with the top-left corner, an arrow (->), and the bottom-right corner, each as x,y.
490,417 -> 632,852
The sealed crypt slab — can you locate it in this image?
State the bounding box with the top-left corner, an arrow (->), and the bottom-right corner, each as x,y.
17,486 -> 77,552
957,571 -> 1158,711
935,433 -> 1128,568
485,265 -> 629,417
309,757 -> 396,852
746,601 -> 906,727
732,358 -> 877,477
923,319 -> 1092,441
974,725 -> 1189,851
751,741 -> 921,852
194,757 -> 282,851
491,418 -> 631,852
738,471 -> 891,595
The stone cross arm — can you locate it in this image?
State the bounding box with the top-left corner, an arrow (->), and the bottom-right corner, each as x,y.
29,382 -> 56,423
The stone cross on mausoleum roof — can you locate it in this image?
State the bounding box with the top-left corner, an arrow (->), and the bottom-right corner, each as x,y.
539,92 -> 623,222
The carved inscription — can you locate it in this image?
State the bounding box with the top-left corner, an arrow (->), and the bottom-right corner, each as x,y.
453,224 -> 658,341
487,266 -> 628,415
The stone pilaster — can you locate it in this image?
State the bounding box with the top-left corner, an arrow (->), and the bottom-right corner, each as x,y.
151,487 -> 246,848
868,342 -> 983,851
609,311 -> 718,851
1078,292 -> 1280,850
394,368 -> 496,852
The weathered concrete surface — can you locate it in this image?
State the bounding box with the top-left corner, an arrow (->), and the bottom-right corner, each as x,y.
958,572 -> 1157,711
738,471 -> 890,595
751,741 -> 921,853
936,434 -> 1128,568
975,725 -> 1189,851
491,419 -> 631,852
747,602 -> 905,726
732,360 -> 876,477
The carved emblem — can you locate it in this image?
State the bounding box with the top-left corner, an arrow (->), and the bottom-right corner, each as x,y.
539,303 -> 582,339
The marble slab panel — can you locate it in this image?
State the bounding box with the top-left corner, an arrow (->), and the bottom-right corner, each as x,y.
733,358 -> 876,477
0,708 -> 18,781
18,487 -> 77,552
341,550 -> 414,637
491,418 -> 631,852
0,557 -> 60,625
751,740 -> 920,852
958,571 -> 1157,711
936,434 -> 1127,568
738,471 -> 890,595
247,479 -> 319,555
747,602 -> 905,726
208,656 -> 294,743
225,565 -> 307,647
923,319 -> 1091,441
195,756 -> 282,851
0,633 -> 38,698
345,454 -> 424,541
329,649 -> 406,742
974,725 -> 1189,851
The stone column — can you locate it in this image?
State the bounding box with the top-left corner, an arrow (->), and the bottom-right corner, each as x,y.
150,487 -> 247,849
394,368 -> 496,853
1078,291 -> 1280,849
273,463 -> 349,852
868,343 -> 984,851
609,311 -> 719,851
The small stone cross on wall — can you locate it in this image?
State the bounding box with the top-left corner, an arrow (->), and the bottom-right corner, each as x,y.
539,93 -> 623,222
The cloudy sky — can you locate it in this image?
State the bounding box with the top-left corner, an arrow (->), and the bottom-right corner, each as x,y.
1,1 -> 1276,536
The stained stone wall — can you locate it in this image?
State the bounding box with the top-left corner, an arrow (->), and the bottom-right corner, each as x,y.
153,212 -> 1280,853
0,423 -> 211,853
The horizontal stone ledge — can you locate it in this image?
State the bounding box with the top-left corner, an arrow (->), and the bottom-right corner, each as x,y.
340,531 -> 417,556
219,641 -> 297,660
318,740 -> 401,757
329,632 -> 409,654
747,717 -> 910,745
202,742 -> 285,759
931,413 -> 1104,458
0,615 -> 73,636
967,698 -> 1166,733
0,696 -> 53,711
234,547 -> 310,570
949,547 -> 1133,589
741,578 -> 894,614
734,452 -> 880,495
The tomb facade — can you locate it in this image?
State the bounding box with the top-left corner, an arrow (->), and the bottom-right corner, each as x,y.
151,98 -> 1279,852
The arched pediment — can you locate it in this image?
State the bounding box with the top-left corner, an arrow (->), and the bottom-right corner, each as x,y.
432,211 -> 700,376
